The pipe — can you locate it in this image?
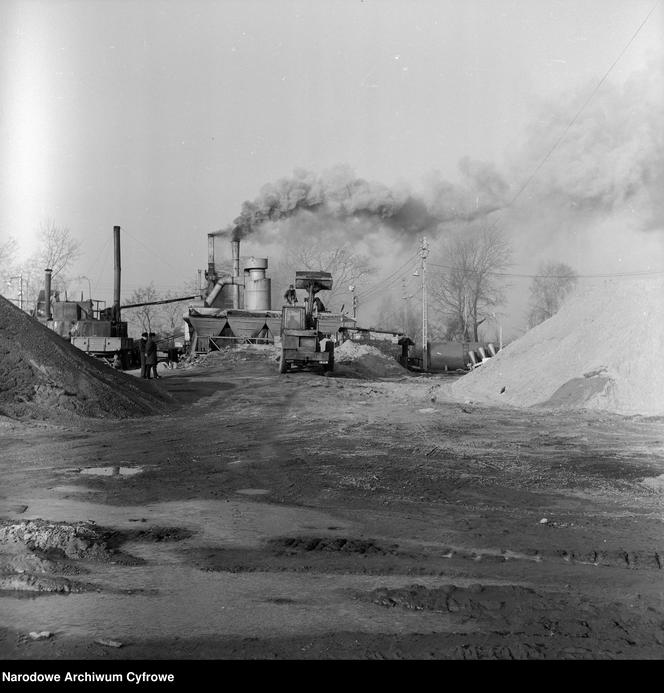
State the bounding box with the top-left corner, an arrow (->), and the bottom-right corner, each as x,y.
123,294 -> 201,310
204,276 -> 243,307
113,225 -> 121,321
44,269 -> 52,321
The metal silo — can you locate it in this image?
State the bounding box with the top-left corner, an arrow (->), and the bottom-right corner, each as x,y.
243,257 -> 271,310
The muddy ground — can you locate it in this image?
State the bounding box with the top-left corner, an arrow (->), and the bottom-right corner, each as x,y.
1,347 -> 664,660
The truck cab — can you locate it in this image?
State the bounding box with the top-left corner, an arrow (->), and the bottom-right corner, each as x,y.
279,271 -> 334,374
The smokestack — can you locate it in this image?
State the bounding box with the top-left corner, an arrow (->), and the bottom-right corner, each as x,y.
113,225 -> 121,321
207,233 -> 216,277
44,269 -> 52,321
231,239 -> 240,309
231,239 -> 240,278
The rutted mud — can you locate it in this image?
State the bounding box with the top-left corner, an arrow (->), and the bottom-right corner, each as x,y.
1,347 -> 664,659
269,536 -> 400,555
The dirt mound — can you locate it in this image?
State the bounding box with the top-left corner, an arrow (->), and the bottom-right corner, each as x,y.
335,341 -> 407,379
368,583 -> 543,614
0,295 -> 170,420
443,278 -> 664,416
268,536 -> 398,555
0,519 -> 115,561
0,573 -> 90,594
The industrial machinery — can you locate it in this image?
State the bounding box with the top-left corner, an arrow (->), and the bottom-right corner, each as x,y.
279,270 -> 335,374
40,226 -> 198,368
185,230 -> 357,352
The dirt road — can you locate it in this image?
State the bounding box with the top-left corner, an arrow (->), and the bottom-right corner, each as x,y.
1,346 -> 663,659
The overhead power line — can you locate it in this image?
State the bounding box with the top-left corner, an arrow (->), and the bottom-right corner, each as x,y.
356,251 -> 420,302
427,262 -> 664,279
496,1 -> 660,218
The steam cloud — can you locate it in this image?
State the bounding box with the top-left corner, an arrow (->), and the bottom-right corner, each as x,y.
218,61 -> 663,333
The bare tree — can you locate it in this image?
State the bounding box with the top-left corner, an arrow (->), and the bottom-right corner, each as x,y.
527,261 -> 578,328
275,241 -> 375,312
158,287 -> 197,339
122,284 -> 161,336
0,237 -> 18,286
0,236 -> 17,266
430,224 -> 511,341
32,219 -> 81,279
374,276 -> 422,336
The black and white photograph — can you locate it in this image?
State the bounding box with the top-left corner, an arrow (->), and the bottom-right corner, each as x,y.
1,0 -> 663,667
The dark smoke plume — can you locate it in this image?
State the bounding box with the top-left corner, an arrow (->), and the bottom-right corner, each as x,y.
230,163 -> 509,239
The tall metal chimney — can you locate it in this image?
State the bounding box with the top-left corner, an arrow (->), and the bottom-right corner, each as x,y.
44,269 -> 52,321
231,239 -> 240,309
113,225 -> 121,321
207,233 -> 216,278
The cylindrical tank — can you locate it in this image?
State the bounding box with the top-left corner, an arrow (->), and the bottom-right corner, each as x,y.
218,283 -> 238,310
243,257 -> 271,310
429,341 -> 484,370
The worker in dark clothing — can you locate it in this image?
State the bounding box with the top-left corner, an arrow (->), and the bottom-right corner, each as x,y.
398,335 -> 415,368
312,296 -> 325,315
283,284 -> 298,305
139,332 -> 148,378
145,332 -> 159,379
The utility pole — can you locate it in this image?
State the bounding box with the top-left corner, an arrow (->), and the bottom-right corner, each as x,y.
349,285 -> 358,319
420,236 -> 429,371
401,278 -> 407,332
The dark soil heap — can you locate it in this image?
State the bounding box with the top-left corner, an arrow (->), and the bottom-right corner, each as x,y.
0,296 -> 170,420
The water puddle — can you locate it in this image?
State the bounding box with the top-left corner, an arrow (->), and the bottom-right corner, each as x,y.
79,466 -> 143,477
235,489 -> 270,496
50,485 -> 101,494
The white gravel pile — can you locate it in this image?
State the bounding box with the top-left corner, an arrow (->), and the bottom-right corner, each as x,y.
335,341 -> 386,360
335,340 -> 407,378
441,277 -> 664,416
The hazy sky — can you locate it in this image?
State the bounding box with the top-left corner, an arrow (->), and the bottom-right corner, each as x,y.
1,0 -> 662,330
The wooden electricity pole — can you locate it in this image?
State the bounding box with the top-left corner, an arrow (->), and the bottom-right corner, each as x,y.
420,236 -> 429,371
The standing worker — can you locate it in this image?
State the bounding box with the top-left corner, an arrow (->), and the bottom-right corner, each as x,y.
283,284 -> 298,305
139,332 -> 148,378
145,332 -> 159,379
312,295 -> 325,316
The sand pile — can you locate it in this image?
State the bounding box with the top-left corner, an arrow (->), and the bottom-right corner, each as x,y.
183,343 -> 281,369
443,278 -> 664,416
335,340 -> 408,379
0,296 -> 170,420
